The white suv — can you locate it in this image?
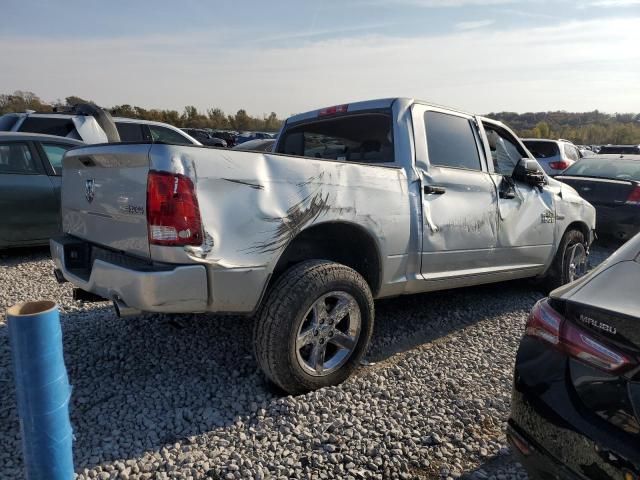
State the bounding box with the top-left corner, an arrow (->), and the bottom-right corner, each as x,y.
0,109 -> 201,146
522,138 -> 582,176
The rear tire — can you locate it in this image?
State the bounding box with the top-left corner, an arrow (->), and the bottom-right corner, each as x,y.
541,229 -> 587,293
254,260 -> 374,395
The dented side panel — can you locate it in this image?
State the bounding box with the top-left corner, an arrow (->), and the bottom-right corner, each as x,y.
148,145 -> 412,311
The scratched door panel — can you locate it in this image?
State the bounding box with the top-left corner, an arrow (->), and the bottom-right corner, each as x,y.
421,166 -> 499,277
493,178 -> 556,269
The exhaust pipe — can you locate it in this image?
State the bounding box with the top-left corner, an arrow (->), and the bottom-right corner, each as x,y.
113,298 -> 141,318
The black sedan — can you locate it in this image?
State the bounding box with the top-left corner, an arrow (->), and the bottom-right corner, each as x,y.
556,155 -> 640,241
508,233 -> 640,480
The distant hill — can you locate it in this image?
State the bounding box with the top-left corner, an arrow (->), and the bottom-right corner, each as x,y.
1,91 -> 638,143
486,110 -> 640,145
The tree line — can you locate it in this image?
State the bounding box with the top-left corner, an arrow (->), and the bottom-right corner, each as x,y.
487,110 -> 640,145
2,90 -> 639,142
0,91 -> 284,132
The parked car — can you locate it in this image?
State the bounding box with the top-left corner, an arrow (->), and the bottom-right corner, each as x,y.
231,138 -> 275,152
556,155 -> 640,240
0,106 -> 202,146
236,132 -> 276,145
50,98 -> 595,394
181,128 -> 227,147
211,131 -> 238,148
522,138 -> 582,176
0,132 -> 83,249
598,144 -> 640,155
508,232 -> 640,480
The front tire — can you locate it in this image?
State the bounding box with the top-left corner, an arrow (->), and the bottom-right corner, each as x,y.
254,260 -> 374,395
541,229 -> 588,292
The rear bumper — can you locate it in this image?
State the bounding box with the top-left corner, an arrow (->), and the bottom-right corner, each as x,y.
50,236 -> 208,313
509,338 -> 640,480
507,424 -> 584,480
594,204 -> 640,240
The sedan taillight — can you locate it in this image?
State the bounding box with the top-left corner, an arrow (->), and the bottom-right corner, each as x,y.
147,171 -> 203,246
525,299 -> 634,374
626,185 -> 640,206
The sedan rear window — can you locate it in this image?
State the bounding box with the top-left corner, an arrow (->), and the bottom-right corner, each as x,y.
562,158 -> 640,181
523,141 -> 559,159
277,112 -> 394,164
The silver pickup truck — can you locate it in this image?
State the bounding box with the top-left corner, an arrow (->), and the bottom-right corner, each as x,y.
51,98 -> 595,394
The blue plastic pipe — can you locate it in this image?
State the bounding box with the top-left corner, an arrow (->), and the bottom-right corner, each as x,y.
7,301 -> 74,480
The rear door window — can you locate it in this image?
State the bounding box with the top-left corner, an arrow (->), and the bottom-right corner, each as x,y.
276,112 -> 395,164
115,122 -> 145,142
19,117 -> 76,137
148,125 -> 193,145
425,111 -> 481,171
0,142 -> 40,174
41,143 -> 74,175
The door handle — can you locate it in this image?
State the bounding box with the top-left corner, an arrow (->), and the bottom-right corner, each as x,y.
424,185 -> 446,195
499,190 -> 516,199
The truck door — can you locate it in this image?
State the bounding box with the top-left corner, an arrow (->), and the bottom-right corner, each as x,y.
478,119 -> 555,271
412,106 -> 499,279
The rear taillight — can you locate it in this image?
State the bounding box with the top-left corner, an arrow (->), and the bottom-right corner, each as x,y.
549,161 -> 570,170
525,299 -> 634,374
626,185 -> 640,205
146,171 -> 203,246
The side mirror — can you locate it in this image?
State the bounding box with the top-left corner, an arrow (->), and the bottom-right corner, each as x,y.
513,158 -> 546,188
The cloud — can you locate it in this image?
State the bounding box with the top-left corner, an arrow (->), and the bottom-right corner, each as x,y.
367,0 -> 514,6
587,0 -> 640,5
455,19 -> 495,30
0,17 -> 639,116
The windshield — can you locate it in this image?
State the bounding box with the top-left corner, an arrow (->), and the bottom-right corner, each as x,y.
523,141 -> 559,159
562,158 -> 640,181
276,112 -> 394,163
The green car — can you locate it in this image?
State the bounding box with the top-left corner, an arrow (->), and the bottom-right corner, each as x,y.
0,132 -> 83,249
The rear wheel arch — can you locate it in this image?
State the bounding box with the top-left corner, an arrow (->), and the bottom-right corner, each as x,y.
268,221 -> 383,298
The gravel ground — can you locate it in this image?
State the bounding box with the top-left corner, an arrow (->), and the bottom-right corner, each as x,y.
0,242 -> 617,479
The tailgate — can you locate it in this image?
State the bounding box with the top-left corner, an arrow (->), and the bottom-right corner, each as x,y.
61,143 -> 151,258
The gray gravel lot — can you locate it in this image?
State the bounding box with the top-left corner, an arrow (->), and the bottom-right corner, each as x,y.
0,243 -> 617,479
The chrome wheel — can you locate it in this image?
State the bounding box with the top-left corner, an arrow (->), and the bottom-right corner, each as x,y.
566,243 -> 587,282
295,291 -> 361,377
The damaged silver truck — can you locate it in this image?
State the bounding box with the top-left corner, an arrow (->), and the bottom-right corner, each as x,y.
51,98 -> 596,394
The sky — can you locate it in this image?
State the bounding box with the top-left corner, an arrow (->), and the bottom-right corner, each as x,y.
1,0 -> 639,117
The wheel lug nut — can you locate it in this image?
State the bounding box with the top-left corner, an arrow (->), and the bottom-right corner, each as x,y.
319,338 -> 325,344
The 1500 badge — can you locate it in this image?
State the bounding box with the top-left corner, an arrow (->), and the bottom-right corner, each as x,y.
541,211 -> 555,224
119,204 -> 145,215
